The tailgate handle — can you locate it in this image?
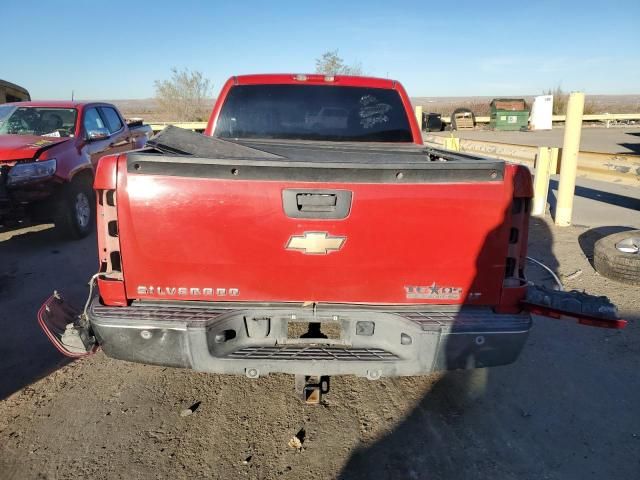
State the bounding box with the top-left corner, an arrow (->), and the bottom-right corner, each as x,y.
283,189 -> 352,219
297,193 -> 337,212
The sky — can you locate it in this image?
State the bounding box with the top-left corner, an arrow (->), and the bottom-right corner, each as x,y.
3,0 -> 639,100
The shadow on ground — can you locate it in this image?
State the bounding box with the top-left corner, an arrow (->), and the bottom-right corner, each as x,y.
547,179 -> 640,214
619,131 -> 640,153
339,220 -> 640,480
0,224 -> 96,399
337,213 -> 561,479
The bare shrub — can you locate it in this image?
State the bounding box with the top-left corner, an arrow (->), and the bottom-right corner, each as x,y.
544,86 -> 569,115
154,68 -> 213,121
315,50 -> 363,76
545,86 -> 601,115
583,101 -> 597,115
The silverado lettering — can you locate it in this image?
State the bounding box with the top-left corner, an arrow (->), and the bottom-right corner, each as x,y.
137,286 -> 239,297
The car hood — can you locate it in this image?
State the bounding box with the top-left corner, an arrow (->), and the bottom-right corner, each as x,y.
0,134 -> 70,163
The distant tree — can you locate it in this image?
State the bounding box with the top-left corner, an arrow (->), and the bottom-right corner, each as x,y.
315,50 -> 363,76
544,85 -> 596,115
154,68 -> 213,121
544,86 -> 568,115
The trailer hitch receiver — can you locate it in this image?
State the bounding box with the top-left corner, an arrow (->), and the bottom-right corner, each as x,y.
295,375 -> 330,404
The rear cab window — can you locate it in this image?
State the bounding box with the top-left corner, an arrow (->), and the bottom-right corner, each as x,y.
214,84 -> 413,142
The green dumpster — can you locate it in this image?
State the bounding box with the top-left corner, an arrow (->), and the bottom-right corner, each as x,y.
490,98 -> 529,131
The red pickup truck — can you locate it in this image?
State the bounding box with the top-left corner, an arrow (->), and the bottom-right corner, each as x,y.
0,101 -> 151,238
39,75 -> 624,403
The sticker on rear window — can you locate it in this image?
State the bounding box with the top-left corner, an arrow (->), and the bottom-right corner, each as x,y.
358,95 -> 391,129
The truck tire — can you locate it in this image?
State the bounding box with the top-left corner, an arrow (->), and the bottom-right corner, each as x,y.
593,230 -> 640,285
54,175 -> 95,240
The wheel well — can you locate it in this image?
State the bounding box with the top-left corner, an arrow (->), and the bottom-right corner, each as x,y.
70,168 -> 94,186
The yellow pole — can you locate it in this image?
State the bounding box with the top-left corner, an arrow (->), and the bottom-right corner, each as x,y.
549,147 -> 559,174
444,135 -> 460,152
531,147 -> 551,217
415,106 -> 423,131
555,92 -> 585,227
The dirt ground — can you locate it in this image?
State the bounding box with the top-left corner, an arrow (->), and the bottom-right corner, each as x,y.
1,218 -> 639,480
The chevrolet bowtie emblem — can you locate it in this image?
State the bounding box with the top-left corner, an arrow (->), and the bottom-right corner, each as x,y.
285,232 -> 346,255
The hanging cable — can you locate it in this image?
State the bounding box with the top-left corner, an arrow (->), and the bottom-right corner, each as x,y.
82,272 -> 113,322
526,256 -> 564,291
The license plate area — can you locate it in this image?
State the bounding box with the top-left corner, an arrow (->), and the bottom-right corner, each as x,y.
283,320 -> 345,345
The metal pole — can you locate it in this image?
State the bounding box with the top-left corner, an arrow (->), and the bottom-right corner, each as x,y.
415,106 -> 423,131
555,92 -> 585,227
531,147 -> 551,217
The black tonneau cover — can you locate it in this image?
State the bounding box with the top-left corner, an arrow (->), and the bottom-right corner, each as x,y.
135,126 -> 505,183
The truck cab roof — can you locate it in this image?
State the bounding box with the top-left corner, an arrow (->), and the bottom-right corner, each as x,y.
2,101 -> 113,109
232,74 -> 398,89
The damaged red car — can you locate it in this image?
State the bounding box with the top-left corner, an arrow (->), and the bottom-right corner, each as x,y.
0,101 -> 151,238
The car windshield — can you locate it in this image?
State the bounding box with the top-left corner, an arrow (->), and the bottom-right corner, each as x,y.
0,106 -> 78,138
214,84 -> 413,142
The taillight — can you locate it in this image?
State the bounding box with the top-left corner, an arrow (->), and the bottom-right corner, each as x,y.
94,154 -> 127,306
504,197 -> 530,287
496,165 -> 532,313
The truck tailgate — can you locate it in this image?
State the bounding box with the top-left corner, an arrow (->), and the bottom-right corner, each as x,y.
110,135 -> 518,306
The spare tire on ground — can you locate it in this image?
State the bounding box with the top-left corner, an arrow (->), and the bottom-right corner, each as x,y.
593,230 -> 640,285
